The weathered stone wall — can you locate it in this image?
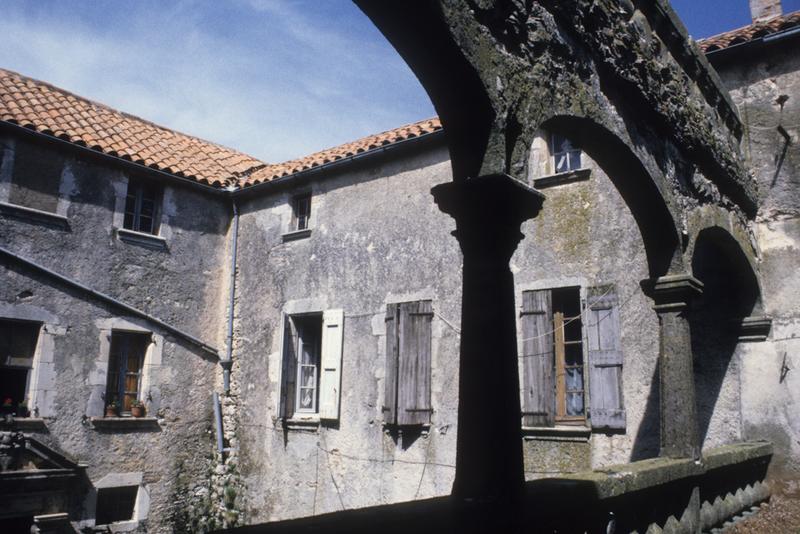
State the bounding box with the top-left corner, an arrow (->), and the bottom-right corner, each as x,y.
232,134 -> 688,521
0,133 -> 232,532
713,43 -> 800,477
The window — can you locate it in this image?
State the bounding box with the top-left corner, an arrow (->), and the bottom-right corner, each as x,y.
279,310 -> 344,420
123,179 -> 160,234
105,332 -> 149,414
520,286 -> 625,430
291,193 -> 311,231
0,319 -> 40,416
383,301 -> 433,426
8,140 -> 62,212
551,133 -> 582,174
96,486 -> 138,525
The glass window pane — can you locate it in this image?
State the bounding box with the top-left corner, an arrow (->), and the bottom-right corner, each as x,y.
566,367 -> 583,391
300,365 -> 316,388
567,392 -> 584,416
299,387 -> 314,409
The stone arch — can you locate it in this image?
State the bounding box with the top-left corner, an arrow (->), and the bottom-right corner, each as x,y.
690,225 -> 762,449
539,115 -> 682,278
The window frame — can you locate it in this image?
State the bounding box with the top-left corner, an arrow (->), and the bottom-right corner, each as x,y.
291,314 -> 322,415
550,133 -> 582,175
123,178 -> 161,235
0,318 -> 42,416
291,192 -> 312,232
104,331 -> 150,415
551,288 -> 586,424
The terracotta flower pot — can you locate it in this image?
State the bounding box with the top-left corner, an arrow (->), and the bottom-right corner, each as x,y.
105,406 -> 118,418
131,405 -> 145,418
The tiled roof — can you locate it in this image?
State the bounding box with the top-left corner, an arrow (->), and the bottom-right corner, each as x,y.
0,68 -> 266,187
698,10 -> 800,52
241,118 -> 442,188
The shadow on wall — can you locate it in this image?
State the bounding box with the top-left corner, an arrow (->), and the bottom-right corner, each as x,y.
690,227 -> 760,448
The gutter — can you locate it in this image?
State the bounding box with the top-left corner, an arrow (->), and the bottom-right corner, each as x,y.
0,245 -> 220,358
705,25 -> 800,61
221,194 -> 239,393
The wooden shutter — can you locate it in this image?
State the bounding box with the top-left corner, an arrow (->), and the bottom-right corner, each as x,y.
319,309 -> 344,420
521,290 -> 555,427
278,315 -> 297,419
586,285 -> 626,430
383,304 -> 399,424
397,301 -> 433,426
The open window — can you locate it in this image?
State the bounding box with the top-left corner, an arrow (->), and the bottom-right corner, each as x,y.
105,331 -> 149,415
96,486 -> 138,526
279,310 -> 344,421
123,178 -> 161,235
383,301 -> 433,426
551,133 -> 582,174
0,319 -> 41,417
520,286 -> 625,430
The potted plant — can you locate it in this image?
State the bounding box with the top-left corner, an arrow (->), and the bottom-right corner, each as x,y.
131,400 -> 146,418
105,400 -> 119,418
1,398 -> 13,416
16,401 -> 30,418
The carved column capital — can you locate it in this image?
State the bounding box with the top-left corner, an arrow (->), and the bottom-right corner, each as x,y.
432,174 -> 545,262
650,274 -> 704,313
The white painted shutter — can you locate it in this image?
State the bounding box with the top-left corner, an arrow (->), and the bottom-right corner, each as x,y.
319,309 -> 344,420
586,286 -> 626,430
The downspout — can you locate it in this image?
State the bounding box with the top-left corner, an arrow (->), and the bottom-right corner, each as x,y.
221,191 -> 239,393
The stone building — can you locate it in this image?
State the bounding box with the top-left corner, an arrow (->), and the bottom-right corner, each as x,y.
0,1 -> 797,533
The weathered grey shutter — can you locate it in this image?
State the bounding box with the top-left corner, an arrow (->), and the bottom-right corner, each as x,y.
586,285 -> 626,430
397,301 -> 433,425
521,290 -> 555,427
383,303 -> 399,424
278,315 -> 297,419
319,309 -> 344,420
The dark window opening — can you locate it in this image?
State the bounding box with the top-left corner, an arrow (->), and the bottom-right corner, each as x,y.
8,140 -> 62,212
123,179 -> 160,234
105,332 -> 149,414
0,319 -> 40,415
96,486 -> 138,525
291,193 -> 311,231
551,133 -> 582,174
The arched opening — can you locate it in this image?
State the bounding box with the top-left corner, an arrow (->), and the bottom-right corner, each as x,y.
690,227 -> 761,449
540,115 -> 681,280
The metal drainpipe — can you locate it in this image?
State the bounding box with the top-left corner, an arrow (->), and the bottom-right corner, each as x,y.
222,194 -> 239,393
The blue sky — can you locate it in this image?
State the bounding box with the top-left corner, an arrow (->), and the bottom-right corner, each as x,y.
0,0 -> 797,163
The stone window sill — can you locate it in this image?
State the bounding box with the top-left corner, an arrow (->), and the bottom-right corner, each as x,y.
284,414 -> 320,431
281,228 -> 312,242
0,201 -> 70,230
90,416 -> 159,431
2,417 -> 47,431
522,425 -> 591,442
116,228 -> 167,251
533,168 -> 591,189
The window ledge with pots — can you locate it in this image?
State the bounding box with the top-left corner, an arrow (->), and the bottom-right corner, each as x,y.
90,416 -> 159,431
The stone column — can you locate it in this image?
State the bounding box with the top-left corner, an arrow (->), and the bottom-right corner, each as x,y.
652,274 -> 704,460
432,174 -> 544,531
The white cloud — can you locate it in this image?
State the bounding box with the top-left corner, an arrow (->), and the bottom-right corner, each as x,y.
0,1 -> 434,163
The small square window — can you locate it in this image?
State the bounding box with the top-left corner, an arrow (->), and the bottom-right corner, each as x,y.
105,332 -> 149,415
291,193 -> 311,231
0,319 -> 40,416
96,486 -> 138,525
551,133 -> 582,174
123,179 -> 161,235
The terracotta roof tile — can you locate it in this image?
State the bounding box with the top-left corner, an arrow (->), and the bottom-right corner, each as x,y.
241,117 -> 443,188
0,68 -> 266,187
698,10 -> 800,52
